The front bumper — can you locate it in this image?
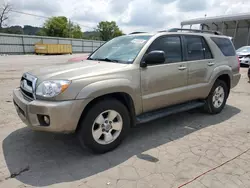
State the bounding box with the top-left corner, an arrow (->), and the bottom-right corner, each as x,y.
13,88 -> 91,133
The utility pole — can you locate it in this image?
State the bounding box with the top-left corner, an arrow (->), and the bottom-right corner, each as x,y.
68,18 -> 71,38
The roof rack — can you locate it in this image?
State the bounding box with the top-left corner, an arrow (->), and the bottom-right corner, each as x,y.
166,28 -> 223,35
129,32 -> 146,34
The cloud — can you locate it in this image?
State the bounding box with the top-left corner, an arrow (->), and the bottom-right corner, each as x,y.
118,0 -> 170,29
110,0 -> 133,13
4,0 -> 250,33
155,0 -> 177,4
71,0 -> 112,25
177,0 -> 209,12
10,0 -> 61,14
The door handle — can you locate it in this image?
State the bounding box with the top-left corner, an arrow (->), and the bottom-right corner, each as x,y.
208,62 -> 215,66
178,66 -> 187,70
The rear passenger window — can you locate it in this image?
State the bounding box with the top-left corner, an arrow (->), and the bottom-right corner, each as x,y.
201,38 -> 213,59
185,36 -> 213,61
148,36 -> 183,63
211,37 -> 236,56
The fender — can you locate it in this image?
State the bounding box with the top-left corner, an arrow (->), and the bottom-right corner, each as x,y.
76,78 -> 138,107
208,65 -> 233,89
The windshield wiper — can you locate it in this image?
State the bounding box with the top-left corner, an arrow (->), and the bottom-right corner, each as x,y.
91,58 -> 119,63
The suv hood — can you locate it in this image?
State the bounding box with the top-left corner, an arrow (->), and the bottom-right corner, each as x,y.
28,60 -> 128,82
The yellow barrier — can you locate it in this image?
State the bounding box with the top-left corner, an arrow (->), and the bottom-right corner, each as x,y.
35,44 -> 72,55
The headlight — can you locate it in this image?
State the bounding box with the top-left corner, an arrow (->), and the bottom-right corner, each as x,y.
36,80 -> 71,98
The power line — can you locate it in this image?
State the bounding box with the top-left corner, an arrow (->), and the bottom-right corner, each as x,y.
9,9 -> 95,29
10,10 -> 49,19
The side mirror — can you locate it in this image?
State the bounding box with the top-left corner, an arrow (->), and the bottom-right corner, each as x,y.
141,51 -> 166,67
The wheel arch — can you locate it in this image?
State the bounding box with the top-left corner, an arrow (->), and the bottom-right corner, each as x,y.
217,74 -> 231,96
208,66 -> 232,97
75,92 -> 136,133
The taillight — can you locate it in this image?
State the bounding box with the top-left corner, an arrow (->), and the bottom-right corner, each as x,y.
237,56 -> 240,72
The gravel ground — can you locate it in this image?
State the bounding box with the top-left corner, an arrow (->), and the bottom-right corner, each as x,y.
0,54 -> 250,188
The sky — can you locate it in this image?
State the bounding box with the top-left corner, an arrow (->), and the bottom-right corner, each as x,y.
2,0 -> 250,33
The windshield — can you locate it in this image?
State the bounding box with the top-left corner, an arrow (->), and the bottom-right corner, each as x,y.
89,35 -> 152,63
237,46 -> 250,53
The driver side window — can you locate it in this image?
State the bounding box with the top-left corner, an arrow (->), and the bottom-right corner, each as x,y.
148,36 -> 183,63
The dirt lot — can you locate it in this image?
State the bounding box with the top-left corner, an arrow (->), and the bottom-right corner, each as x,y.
0,54 -> 250,188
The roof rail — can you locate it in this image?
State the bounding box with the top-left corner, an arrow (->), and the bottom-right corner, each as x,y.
129,32 -> 146,34
167,28 -> 223,35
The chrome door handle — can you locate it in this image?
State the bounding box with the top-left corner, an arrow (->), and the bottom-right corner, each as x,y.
178,66 -> 187,70
208,62 -> 215,66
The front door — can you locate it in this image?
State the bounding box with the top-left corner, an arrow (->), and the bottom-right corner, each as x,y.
140,35 -> 189,112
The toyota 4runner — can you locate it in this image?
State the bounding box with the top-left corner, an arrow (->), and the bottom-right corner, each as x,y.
13,28 -> 241,153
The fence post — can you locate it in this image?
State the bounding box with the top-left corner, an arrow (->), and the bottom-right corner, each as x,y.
21,36 -> 25,54
71,39 -> 73,53
82,39 -> 84,53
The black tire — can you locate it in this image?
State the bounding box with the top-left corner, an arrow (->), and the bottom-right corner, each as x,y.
204,80 -> 229,114
77,98 -> 130,154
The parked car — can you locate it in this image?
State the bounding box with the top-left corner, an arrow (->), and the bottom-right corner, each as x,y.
248,66 -> 250,82
236,46 -> 250,66
13,29 -> 241,153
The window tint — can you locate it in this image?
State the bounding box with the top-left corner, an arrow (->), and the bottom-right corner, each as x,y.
201,38 -> 213,59
148,36 -> 182,63
185,36 -> 204,61
211,37 -> 236,56
185,36 -> 213,61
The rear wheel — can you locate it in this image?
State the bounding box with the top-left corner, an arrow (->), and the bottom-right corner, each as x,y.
204,80 -> 228,114
77,99 -> 130,153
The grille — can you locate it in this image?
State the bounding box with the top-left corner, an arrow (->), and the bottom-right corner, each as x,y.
20,73 -> 37,100
20,88 -> 34,99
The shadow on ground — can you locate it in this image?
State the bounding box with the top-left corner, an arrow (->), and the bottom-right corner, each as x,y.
2,105 -> 240,186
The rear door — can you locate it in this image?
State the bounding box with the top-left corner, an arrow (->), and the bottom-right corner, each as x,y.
183,35 -> 214,100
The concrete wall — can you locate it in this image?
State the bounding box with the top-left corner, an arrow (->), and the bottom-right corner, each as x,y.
0,33 -> 105,54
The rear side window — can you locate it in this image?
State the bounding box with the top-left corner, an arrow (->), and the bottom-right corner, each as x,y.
185,36 -> 213,61
211,37 -> 236,56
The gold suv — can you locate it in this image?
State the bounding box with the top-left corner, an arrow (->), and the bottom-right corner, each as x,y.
13,29 -> 241,153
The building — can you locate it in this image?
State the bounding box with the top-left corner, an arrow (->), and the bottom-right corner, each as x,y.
181,13 -> 250,49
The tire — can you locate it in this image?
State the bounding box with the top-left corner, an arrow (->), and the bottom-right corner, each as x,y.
77,98 -> 130,154
204,80 -> 229,114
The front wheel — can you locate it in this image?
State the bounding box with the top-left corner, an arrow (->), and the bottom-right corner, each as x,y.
77,99 -> 130,153
204,80 -> 229,114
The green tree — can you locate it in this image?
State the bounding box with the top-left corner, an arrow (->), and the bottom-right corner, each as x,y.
23,25 -> 41,35
5,26 -> 23,34
40,16 -> 68,37
39,16 -> 83,38
96,21 -> 123,41
71,25 -> 83,39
